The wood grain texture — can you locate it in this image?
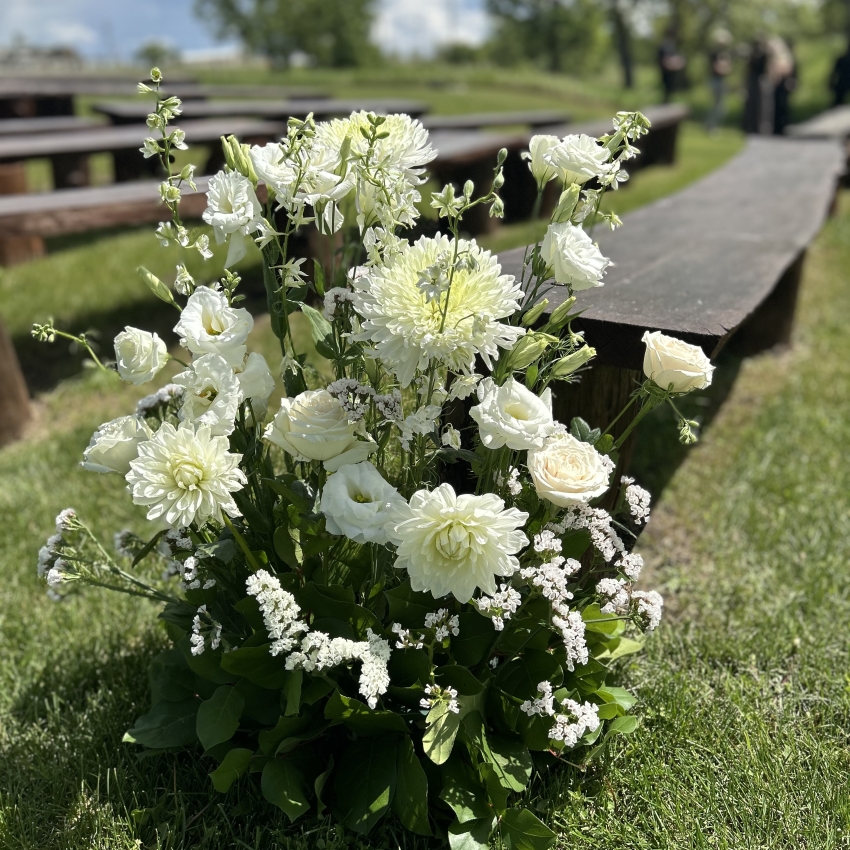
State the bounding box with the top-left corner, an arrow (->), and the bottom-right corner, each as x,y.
0,319 -> 30,446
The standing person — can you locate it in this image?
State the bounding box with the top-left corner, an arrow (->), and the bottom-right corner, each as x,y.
657,26 -> 686,103
829,41 -> 850,106
742,38 -> 767,134
706,28 -> 733,132
771,37 -> 797,135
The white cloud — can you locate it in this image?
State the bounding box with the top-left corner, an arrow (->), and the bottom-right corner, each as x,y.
374,0 -> 489,57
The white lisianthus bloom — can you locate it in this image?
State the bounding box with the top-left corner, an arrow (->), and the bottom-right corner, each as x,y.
174,286 -> 253,368
528,432 -> 612,508
320,461 -> 406,545
522,135 -> 560,189
642,331 -> 714,393
234,352 -> 275,402
81,415 -> 152,474
470,377 -> 555,451
114,327 -> 168,385
351,234 -> 525,386
126,423 -> 246,527
386,484 -> 529,602
174,353 -> 243,437
249,142 -> 299,199
546,134 -> 612,185
202,170 -> 263,267
540,222 -> 610,290
264,389 -> 375,472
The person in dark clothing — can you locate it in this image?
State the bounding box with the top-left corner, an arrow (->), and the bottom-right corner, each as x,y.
706,28 -> 733,132
772,38 -> 797,135
657,27 -> 686,103
830,43 -> 850,106
743,39 -> 767,134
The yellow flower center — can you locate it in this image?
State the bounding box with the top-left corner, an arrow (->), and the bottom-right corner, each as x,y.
435,521 -> 473,560
172,459 -> 205,490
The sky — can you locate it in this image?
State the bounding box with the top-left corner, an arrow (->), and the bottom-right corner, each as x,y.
0,0 -> 491,62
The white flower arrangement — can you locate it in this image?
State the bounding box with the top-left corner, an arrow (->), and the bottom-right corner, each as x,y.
32,76 -> 711,846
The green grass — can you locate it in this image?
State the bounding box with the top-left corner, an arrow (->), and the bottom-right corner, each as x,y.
1,118 -> 847,845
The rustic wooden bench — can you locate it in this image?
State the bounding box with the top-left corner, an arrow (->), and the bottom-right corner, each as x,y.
421,111 -> 571,131
0,116 -> 101,136
499,136 -> 844,451
787,106 -> 850,140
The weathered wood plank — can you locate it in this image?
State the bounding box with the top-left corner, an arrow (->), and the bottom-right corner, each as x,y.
422,111 -> 570,131
0,116 -> 101,135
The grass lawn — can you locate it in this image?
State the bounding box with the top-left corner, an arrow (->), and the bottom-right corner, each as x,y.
1,124 -> 848,847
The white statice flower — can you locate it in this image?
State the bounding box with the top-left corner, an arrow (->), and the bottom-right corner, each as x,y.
546,134 -> 612,185
553,608 -> 588,671
326,378 -> 374,422
441,425 -> 462,451
548,506 -> 625,563
477,583 -> 522,630
46,558 -> 70,588
114,327 -> 168,385
323,287 -> 355,320
540,222 -> 610,290
616,552 -> 644,580
632,590 -> 664,631
622,476 -> 651,525
424,608 -> 460,641
533,530 -> 562,554
190,605 -> 222,656
37,532 -> 63,578
470,377 -> 555,451
642,331 -> 714,393
549,699 -> 600,746
359,629 -> 392,709
420,683 -> 459,714
81,415 -> 152,475
374,390 -> 403,423
113,529 -> 136,558
520,681 -> 555,717
174,264 -> 195,296
351,234 -> 525,387
174,286 -> 253,368
126,423 -> 246,527
264,389 -> 375,472
202,170 -> 263,267
387,484 -> 529,602
174,353 -> 243,437
596,577 -> 631,614
55,508 -> 77,533
391,622 -> 425,650
320,461 -> 405,545
246,569 -> 308,655
496,466 -> 523,497
399,404 -> 442,451
528,432 -> 612,508
522,135 -> 560,189
136,383 -> 184,415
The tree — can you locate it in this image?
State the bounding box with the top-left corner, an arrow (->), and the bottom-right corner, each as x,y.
194,0 -> 378,68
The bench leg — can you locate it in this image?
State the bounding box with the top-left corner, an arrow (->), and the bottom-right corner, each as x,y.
430,159 -> 501,237
0,162 -> 45,263
113,150 -> 160,183
0,318 -> 31,447
51,153 -> 91,189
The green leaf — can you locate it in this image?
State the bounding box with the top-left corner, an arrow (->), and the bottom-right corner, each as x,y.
220,644 -> 289,689
607,715 -> 639,736
392,737 -> 431,835
495,650 -> 562,700
597,686 -> 637,711
500,808 -> 556,850
569,417 -> 601,445
582,603 -> 625,635
480,763 -> 511,814
197,686 -> 244,751
314,755 -> 334,815
486,735 -> 533,792
324,691 -> 408,735
384,580 -> 434,629
261,759 -> 311,822
452,612 -> 496,666
436,665 -> 484,695
300,303 -> 336,354
123,698 -> 200,749
177,635 -> 236,684
273,526 -> 300,569
440,756 -> 492,823
236,678 -> 281,726
333,736 -> 399,834
258,715 -> 311,756
283,668 -> 302,716
301,582 -> 379,636
596,636 -> 645,661
423,701 -> 461,765
148,649 -> 194,703
448,817 -> 496,850
387,647 -> 431,687
596,703 -> 625,720
209,747 -> 253,793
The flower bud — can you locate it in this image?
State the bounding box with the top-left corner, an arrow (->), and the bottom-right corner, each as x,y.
497,148 -> 508,166
138,266 -> 176,305
493,169 -> 505,189
489,196 -> 505,218
550,345 -> 596,377
543,296 -> 577,331
463,180 -> 474,199
521,298 -> 550,327
502,332 -> 558,372
551,184 -> 581,224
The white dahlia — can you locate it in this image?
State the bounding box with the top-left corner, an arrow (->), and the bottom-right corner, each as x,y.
387,483 -> 529,602
351,235 -> 525,386
126,423 -> 246,527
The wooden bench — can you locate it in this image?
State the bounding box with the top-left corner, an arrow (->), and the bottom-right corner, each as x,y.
499,136 -> 844,454
0,116 -> 101,136
421,111 -> 571,131
92,98 -> 429,125
787,106 -> 850,140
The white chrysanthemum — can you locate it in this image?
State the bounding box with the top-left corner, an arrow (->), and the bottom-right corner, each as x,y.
174,286 -> 253,368
546,134 -> 612,185
470,377 -> 555,451
352,235 -> 525,386
202,170 -> 262,267
126,423 -> 246,527
540,222 -> 610,290
387,483 -> 529,602
174,353 -> 243,436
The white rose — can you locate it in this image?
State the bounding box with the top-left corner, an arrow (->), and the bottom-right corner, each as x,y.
528,431 -> 612,507
470,378 -> 555,451
114,327 -> 168,385
521,134 -> 560,189
173,286 -> 253,368
174,353 -> 242,437
540,222 -> 610,290
81,415 -> 152,475
264,389 -> 375,471
202,170 -> 262,267
320,461 -> 405,545
641,331 -> 714,393
546,134 -> 612,185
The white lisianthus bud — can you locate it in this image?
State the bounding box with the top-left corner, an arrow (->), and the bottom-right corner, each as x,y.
174,264 -> 195,296
320,461 -> 406,545
114,327 -> 168,385
528,432 -> 612,507
174,286 -> 253,368
264,389 -> 375,472
546,134 -> 612,185
522,135 -> 560,190
641,331 -> 714,393
540,222 -> 610,290
81,415 -> 152,475
470,378 -> 555,451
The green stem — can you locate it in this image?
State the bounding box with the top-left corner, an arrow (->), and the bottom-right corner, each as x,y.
222,514 -> 263,573
612,399 -> 656,451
